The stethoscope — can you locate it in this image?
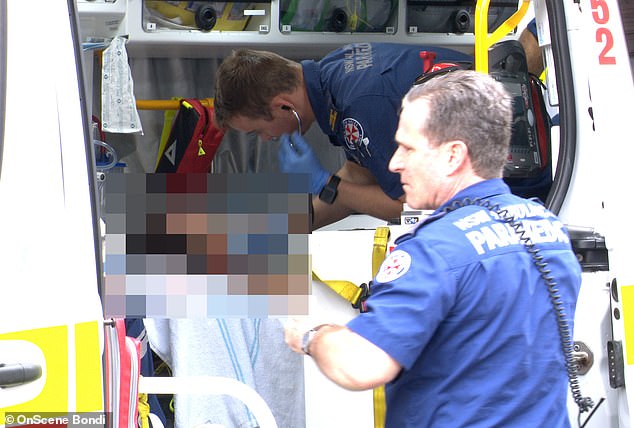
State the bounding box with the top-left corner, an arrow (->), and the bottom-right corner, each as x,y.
282,105 -> 302,135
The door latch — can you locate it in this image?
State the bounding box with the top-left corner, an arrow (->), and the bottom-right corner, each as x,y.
0,363 -> 42,388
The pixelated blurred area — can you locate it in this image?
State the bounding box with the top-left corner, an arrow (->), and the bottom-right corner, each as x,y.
102,173 -> 311,318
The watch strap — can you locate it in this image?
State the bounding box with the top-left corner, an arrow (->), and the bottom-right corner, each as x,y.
318,175 -> 341,204
301,324 -> 330,355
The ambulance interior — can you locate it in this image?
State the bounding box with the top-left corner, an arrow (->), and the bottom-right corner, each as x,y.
2,0 -> 634,427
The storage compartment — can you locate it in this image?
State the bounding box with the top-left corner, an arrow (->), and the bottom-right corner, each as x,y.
279,0 -> 397,34
406,0 -> 518,34
142,1 -> 271,33
77,0 -> 127,41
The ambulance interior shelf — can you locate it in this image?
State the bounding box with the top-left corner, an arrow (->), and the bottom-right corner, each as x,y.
280,0 -> 397,33
406,0 -> 521,35
143,1 -> 272,33
137,0 -> 529,109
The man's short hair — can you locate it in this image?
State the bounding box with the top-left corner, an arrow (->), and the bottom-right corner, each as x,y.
405,70 -> 512,179
214,49 -> 301,129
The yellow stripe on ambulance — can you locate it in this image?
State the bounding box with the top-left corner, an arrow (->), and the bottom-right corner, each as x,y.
0,321 -> 103,424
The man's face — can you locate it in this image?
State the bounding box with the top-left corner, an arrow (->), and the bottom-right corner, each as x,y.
389,99 -> 443,210
229,109 -> 300,142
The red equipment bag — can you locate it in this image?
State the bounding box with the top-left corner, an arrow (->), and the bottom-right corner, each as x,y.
155,98 -> 224,173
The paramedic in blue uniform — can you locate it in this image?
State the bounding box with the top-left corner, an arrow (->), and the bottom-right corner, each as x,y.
213,43 -> 472,229
284,70 -> 583,427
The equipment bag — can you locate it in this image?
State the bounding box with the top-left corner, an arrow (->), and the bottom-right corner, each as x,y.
414,42 -> 551,181
105,319 -> 142,428
488,39 -> 551,179
155,98 -> 224,173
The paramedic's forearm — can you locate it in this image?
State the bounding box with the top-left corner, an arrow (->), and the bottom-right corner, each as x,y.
312,182 -> 403,229
308,324 -> 401,391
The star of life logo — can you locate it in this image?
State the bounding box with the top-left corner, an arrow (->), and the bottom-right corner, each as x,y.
342,117 -> 371,158
375,250 -> 411,283
343,118 -> 363,150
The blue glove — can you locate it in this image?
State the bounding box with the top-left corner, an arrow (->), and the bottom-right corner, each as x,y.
278,132 -> 330,195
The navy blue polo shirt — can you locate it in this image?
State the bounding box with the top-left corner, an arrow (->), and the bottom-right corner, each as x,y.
302,43 -> 472,199
348,179 -> 581,427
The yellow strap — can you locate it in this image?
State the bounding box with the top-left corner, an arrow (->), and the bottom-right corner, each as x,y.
373,386 -> 387,428
138,392 -> 151,428
372,227 -> 390,428
372,227 -> 390,278
312,226 -> 391,427
311,226 -> 390,307
312,271 -> 364,306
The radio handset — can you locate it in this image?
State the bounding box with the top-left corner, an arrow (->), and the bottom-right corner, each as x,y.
443,197 -> 595,417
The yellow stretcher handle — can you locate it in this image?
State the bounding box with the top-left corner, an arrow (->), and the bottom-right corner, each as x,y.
136,97 -> 214,111
474,0 -> 531,73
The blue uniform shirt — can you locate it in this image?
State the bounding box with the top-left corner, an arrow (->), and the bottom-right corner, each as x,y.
347,179 -> 581,427
302,43 -> 472,199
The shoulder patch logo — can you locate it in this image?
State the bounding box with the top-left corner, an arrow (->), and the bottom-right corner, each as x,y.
375,250 -> 412,283
342,117 -> 371,158
343,118 -> 364,150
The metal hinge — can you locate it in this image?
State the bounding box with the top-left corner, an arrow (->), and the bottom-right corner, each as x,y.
607,340 -> 625,388
0,363 -> 42,388
567,227 -> 609,272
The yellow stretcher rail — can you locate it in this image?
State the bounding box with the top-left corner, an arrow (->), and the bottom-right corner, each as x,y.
474,0 -> 531,73
136,97 -> 215,110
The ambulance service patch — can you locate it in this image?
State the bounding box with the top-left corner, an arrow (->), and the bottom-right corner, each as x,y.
375,250 -> 411,283
342,117 -> 371,158
343,118 -> 363,149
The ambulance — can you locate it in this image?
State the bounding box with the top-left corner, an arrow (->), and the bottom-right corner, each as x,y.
0,0 -> 633,427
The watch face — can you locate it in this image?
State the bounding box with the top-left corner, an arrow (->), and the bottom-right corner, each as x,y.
319,175 -> 340,204
319,187 -> 337,204
302,330 -> 315,354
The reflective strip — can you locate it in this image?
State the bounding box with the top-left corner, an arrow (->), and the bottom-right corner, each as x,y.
621,285 -> 634,364
75,321 -> 104,412
0,325 -> 68,417
0,322 -> 103,423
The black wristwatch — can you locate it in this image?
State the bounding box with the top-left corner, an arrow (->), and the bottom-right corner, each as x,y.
318,175 -> 341,204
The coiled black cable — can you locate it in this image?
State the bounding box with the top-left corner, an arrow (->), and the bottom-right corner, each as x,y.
443,198 -> 594,414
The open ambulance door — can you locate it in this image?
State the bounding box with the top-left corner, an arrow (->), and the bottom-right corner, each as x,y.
538,0 -> 634,426
0,0 -> 105,423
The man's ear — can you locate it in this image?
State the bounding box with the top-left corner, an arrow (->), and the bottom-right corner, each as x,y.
445,140 -> 470,175
271,94 -> 294,112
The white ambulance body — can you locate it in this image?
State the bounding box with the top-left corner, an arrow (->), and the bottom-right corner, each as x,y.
0,0 -> 105,422
1,0 -> 634,427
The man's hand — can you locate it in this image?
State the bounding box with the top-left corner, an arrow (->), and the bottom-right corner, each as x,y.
284,317 -> 402,390
284,318 -> 314,355
278,132 -> 330,195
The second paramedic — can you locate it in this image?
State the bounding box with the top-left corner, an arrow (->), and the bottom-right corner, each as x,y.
213,42 -> 472,229
284,70 -> 584,427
